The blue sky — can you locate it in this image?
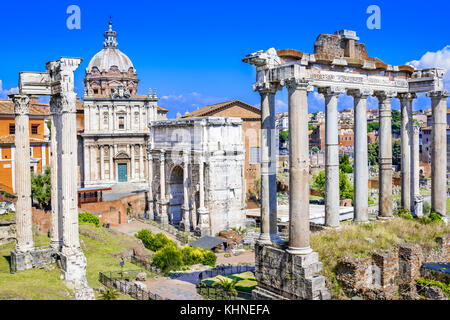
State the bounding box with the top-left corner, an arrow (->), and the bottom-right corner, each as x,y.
0,0 -> 449,118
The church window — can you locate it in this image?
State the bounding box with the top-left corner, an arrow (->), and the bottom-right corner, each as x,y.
118,116 -> 125,130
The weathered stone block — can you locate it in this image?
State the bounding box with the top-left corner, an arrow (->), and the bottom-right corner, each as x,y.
398,244 -> 423,283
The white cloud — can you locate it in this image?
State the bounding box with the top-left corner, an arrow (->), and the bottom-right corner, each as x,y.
159,91 -> 229,116
0,80 -> 18,99
407,45 -> 450,89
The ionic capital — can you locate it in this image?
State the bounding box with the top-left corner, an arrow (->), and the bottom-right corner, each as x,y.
397,92 -> 417,102
253,82 -> 280,94
374,90 -> 397,104
347,88 -> 374,99
318,86 -> 346,97
286,78 -> 313,93
11,95 -> 30,115
426,90 -> 449,99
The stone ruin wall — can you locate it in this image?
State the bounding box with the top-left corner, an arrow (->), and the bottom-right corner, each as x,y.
336,234 -> 450,300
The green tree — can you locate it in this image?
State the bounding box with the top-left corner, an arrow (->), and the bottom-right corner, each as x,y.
308,124 -> 316,131
367,122 -> 379,133
339,154 -> 353,173
279,130 -> 289,142
311,146 -> 319,153
339,171 -> 353,200
391,110 -> 401,135
368,141 -> 379,166
312,171 -> 325,197
392,139 -> 401,167
31,166 -> 51,209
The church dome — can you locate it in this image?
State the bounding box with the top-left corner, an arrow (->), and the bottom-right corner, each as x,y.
86,21 -> 135,74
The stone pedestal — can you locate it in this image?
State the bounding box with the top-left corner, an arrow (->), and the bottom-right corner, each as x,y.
180,206 -> 191,232
10,247 -> 57,273
60,251 -> 95,300
252,244 -> 331,300
157,199 -> 169,225
195,207 -> 210,236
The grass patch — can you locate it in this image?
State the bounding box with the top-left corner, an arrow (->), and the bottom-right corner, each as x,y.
0,211 -> 16,222
202,272 -> 257,293
310,217 -> 450,300
0,224 -> 157,300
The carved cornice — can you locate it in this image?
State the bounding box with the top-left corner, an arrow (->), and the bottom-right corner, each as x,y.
12,95 -> 30,116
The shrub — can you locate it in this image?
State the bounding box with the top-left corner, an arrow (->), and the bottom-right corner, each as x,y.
136,229 -> 176,252
202,250 -> 217,267
152,245 -> 183,273
180,246 -> 217,267
100,287 -> 120,300
394,208 -> 414,220
78,212 -> 100,227
420,212 -> 443,225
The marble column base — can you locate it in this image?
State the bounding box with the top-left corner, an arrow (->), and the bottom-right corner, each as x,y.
179,207 -> 191,232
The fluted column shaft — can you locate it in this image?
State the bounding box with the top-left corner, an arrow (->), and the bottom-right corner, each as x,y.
50,101 -> 62,249
109,145 -> 114,181
61,91 -> 82,254
257,85 -> 278,244
428,91 -> 449,217
320,87 -> 343,227
349,89 -> 372,223
399,93 -> 416,212
147,151 -> 154,217
12,95 -> 34,253
376,91 -> 395,219
196,156 -> 210,236
287,81 -> 312,255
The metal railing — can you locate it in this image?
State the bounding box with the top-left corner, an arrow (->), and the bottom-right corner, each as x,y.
99,270 -> 166,300
130,256 -> 162,274
196,283 -> 253,300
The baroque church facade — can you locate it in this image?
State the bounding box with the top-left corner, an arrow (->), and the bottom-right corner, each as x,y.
81,22 -> 167,188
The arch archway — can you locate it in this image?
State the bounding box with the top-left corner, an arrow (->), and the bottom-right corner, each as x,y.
169,166 -> 184,226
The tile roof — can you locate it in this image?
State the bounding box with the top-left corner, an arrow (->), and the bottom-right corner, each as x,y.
0,99 -> 49,116
0,135 -> 47,145
181,100 -> 261,118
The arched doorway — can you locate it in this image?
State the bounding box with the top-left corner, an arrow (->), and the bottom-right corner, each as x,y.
169,166 -> 184,226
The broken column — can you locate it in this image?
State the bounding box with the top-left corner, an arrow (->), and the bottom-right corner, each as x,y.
319,87 -> 345,227
428,90 -> 449,219
349,89 -> 372,223
47,58 -> 94,300
376,91 -> 396,219
11,94 -> 34,259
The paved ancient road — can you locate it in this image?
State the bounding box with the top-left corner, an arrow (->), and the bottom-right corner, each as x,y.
144,278 -> 203,300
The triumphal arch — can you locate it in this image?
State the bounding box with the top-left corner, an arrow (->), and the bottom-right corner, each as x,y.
243,30 -> 447,300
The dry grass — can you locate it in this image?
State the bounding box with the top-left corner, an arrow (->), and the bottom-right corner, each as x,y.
310,217 -> 450,299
